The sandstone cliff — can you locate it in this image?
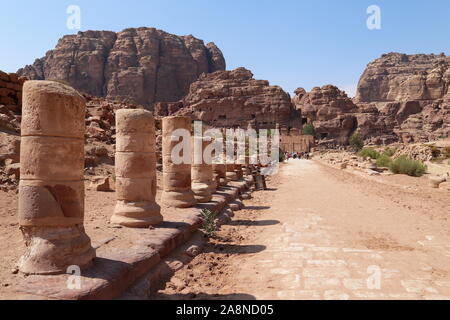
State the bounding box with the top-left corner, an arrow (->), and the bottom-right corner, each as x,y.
292,85 -> 358,144
294,53 -> 450,145
155,67 -> 301,130
17,28 -> 225,108
355,52 -> 450,102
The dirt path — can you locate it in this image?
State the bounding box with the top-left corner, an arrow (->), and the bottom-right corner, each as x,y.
151,160 -> 450,300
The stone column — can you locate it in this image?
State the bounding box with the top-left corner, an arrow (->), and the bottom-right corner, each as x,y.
111,109 -> 162,228
226,163 -> 239,181
235,164 -> 244,180
18,80 -> 95,275
191,136 -> 215,203
213,162 -> 228,186
161,116 -> 196,208
212,129 -> 228,186
242,156 -> 252,176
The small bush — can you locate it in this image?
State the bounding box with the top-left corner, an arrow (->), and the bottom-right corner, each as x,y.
200,208 -> 218,238
359,148 -> 380,160
349,132 -> 364,150
383,147 -> 396,157
302,123 -> 316,137
389,156 -> 427,177
376,154 -> 392,168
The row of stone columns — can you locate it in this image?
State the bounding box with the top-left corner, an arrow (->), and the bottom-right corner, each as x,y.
17,81 -> 256,275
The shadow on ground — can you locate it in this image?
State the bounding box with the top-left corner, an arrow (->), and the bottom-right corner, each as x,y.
152,293 -> 256,300
205,243 -> 266,255
243,206 -> 271,210
229,219 -> 280,226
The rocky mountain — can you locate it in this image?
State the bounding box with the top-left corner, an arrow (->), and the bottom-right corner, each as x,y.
355,52 -> 450,102
155,67 -> 302,130
292,85 -> 358,144
294,53 -> 450,145
17,28 -> 225,108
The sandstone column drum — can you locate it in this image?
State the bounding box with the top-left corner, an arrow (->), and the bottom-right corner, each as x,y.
161,116 -> 197,208
18,81 -> 96,275
111,109 -> 163,228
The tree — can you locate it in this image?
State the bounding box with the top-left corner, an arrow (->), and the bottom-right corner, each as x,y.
349,132 -> 364,150
302,123 -> 316,137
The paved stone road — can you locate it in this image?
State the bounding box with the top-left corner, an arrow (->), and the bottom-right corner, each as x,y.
227,160 -> 450,300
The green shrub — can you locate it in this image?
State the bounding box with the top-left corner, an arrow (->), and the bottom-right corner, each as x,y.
389,156 -> 427,177
376,154 -> 392,168
349,132 -> 364,150
359,148 -> 380,160
302,123 -> 316,137
200,208 -> 218,238
383,147 -> 396,157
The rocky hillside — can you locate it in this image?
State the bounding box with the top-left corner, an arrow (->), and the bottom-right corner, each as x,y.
155,67 -> 302,130
294,53 -> 450,145
0,71 -> 25,190
0,71 -> 146,191
17,28 -> 225,108
292,85 -> 358,144
355,52 -> 450,102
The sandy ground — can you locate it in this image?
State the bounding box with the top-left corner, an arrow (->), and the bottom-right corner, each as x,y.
150,160 -> 450,300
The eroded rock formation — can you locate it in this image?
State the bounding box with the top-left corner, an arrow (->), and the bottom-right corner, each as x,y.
0,71 -> 25,190
17,28 -> 225,108
355,52 -> 450,102
293,53 -> 450,145
292,85 -> 358,144
354,52 -> 449,143
155,68 -> 302,130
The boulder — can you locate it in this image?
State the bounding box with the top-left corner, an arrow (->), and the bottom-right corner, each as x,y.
89,176 -> 113,192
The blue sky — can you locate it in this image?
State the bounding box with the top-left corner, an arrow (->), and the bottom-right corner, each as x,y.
1,0 -> 449,97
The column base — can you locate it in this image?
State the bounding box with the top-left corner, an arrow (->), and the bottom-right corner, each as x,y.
111,201 -> 163,228
226,172 -> 239,181
161,190 -> 197,208
18,225 -> 96,275
192,183 -> 213,203
219,177 -> 229,186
